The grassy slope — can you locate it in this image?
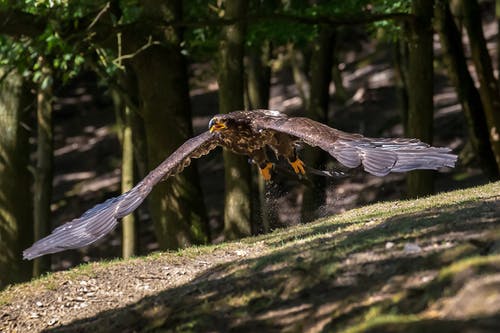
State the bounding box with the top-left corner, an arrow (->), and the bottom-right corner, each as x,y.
1,181 -> 499,332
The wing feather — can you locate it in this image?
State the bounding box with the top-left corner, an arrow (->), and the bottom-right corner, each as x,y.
23,131 -> 220,260
251,114 -> 457,176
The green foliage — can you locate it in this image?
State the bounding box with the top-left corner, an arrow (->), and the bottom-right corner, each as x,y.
118,0 -> 141,24
0,1 -> 104,83
0,0 -> 143,84
0,0 -> 413,82
371,0 -> 411,40
182,0 -> 221,58
372,0 -> 411,13
182,0 -> 414,59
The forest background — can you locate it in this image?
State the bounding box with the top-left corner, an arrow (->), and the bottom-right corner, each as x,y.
1,0 -> 499,289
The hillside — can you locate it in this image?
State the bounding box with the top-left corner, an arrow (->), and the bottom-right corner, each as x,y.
1,181 -> 499,332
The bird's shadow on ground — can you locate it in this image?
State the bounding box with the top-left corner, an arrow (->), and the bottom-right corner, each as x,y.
44,196 -> 500,332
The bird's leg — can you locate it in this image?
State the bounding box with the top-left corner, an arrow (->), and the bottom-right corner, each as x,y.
289,158 -> 306,175
252,149 -> 274,181
270,133 -> 306,177
288,149 -> 306,176
259,162 -> 274,181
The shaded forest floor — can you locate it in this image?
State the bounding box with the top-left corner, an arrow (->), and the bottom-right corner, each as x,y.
1,182 -> 499,332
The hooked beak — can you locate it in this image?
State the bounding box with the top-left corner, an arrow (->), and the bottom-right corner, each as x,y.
209,119 -> 227,133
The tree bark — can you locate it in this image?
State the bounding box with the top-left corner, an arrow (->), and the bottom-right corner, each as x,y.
459,0 -> 500,173
406,0 -> 435,198
247,41 -> 271,111
289,44 -> 311,108
121,104 -> 136,258
497,0 -> 500,77
331,31 -> 348,104
435,0 -> 499,179
126,0 -> 209,249
0,69 -> 33,288
218,0 -> 253,239
394,36 -> 410,134
33,63 -> 53,276
301,25 -> 334,222
111,74 -> 138,258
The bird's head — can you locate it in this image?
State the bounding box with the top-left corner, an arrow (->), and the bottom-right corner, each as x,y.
208,116 -> 229,133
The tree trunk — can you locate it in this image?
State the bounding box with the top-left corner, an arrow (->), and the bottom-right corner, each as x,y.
33,64 -> 53,276
289,44 -> 311,108
247,41 -> 271,112
394,36 -> 410,134
218,0 -> 252,239
459,0 -> 500,173
331,32 -> 348,104
0,69 -> 33,288
246,40 -> 273,233
301,25 -> 334,222
497,0 -> 500,77
435,0 -> 499,180
127,0 -> 209,249
111,75 -> 138,258
121,104 -> 136,258
406,0 -> 435,198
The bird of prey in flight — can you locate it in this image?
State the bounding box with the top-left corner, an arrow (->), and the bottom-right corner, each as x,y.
23,109 -> 457,260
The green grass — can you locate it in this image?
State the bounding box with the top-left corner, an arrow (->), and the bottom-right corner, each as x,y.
1,181 -> 499,332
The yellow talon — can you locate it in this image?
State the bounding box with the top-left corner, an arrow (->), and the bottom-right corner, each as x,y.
260,162 -> 273,181
290,158 -> 306,175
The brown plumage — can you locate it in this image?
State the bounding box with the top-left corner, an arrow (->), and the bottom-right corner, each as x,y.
23,110 -> 456,259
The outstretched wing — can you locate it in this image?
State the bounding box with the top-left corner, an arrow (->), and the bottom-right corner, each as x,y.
251,114 -> 457,177
23,131 -> 220,260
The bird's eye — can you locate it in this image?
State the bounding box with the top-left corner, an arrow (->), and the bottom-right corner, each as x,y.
208,118 -> 216,130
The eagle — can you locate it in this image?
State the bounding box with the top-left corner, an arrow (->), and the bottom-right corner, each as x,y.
23,109 -> 457,260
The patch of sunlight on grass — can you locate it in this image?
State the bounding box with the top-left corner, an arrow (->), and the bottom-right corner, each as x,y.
438,254 -> 500,280
224,289 -> 266,308
340,314 -> 421,333
0,291 -> 13,306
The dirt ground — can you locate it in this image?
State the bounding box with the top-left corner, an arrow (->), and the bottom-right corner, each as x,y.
1,182 -> 499,332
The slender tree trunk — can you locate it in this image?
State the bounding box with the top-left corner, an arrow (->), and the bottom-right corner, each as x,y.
459,0 -> 500,173
112,66 -> 149,181
123,71 -> 148,252
218,0 -> 252,239
126,0 -> 209,249
246,40 -> 272,233
111,75 -> 138,258
497,0 -> 500,77
247,41 -> 271,111
33,63 -> 53,276
289,44 -> 311,108
394,36 -> 410,134
435,0 -> 499,179
406,0 -> 435,198
0,69 -> 33,288
301,25 -> 334,222
331,31 -> 348,104
112,37 -> 139,258
121,104 -> 136,258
